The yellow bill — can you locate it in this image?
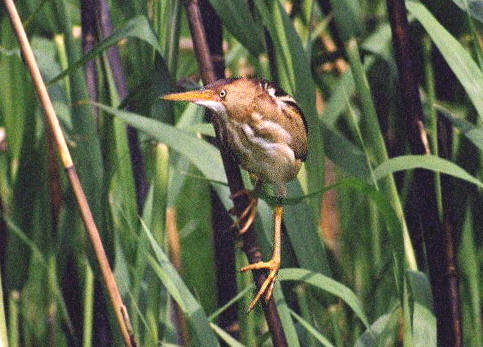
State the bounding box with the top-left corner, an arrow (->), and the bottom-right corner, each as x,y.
161,89 -> 216,102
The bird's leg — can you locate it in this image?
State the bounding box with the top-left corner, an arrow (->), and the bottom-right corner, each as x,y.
240,205 -> 282,311
229,179 -> 261,234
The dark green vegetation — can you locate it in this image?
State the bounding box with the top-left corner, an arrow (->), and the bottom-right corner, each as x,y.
0,0 -> 482,346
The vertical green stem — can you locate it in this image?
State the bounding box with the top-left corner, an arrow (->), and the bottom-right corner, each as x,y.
237,251 -> 257,346
423,36 -> 443,221
294,286 -> 317,347
82,262 -> 94,347
345,38 -> 417,270
0,273 -> 7,347
7,291 -> 19,347
144,143 -> 170,343
164,0 -> 182,74
369,201 -> 382,271
402,278 -> 413,346
53,34 -> 70,102
462,0 -> 483,68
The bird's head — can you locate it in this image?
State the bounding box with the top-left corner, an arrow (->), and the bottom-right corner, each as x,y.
162,78 -> 272,119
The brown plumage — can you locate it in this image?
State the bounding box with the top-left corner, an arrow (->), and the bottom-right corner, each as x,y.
162,78 -> 308,310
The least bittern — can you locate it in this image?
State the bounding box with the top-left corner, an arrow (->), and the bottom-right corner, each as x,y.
162,78 -> 308,310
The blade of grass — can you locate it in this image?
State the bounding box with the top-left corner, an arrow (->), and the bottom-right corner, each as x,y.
289,309 -> 335,347
407,0 -> 483,120
96,0 -> 149,211
94,103 -> 227,185
0,272 -> 7,347
435,103 -> 483,152
402,278 -> 413,346
284,181 -> 330,275
423,37 -> 443,220
7,290 -> 20,347
5,217 -> 75,338
48,16 -> 162,85
407,271 -> 436,346
327,0 -> 362,41
319,121 -> 370,180
354,309 -> 399,347
210,323 -> 245,347
278,268 -> 370,329
82,261 -> 94,347
142,220 -> 220,346
207,0 -> 265,56
459,207 -> 482,346
345,37 -> 417,271
321,69 -> 356,127
451,0 -> 483,66
373,155 -> 483,189
451,0 -> 483,23
293,286 -> 318,347
208,285 -> 254,321
155,0 -> 182,74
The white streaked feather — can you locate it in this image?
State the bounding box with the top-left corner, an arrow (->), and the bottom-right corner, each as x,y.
226,122 -> 251,156
252,117 -> 292,144
277,95 -> 296,103
195,100 -> 227,116
241,123 -> 294,161
227,119 -> 298,189
264,86 -> 295,110
267,86 -> 277,98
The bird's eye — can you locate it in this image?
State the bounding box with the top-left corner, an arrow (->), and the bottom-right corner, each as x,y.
219,89 -> 227,98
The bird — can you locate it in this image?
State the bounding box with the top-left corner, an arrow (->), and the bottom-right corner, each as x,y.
162,78 -> 308,311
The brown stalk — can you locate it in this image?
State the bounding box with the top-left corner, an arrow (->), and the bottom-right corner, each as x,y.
0,129 -> 6,279
198,0 -> 239,342
3,0 -> 135,345
165,207 -> 189,345
386,0 -> 462,345
80,0 -> 98,115
94,0 -> 148,211
46,129 -> 62,234
183,0 -> 287,345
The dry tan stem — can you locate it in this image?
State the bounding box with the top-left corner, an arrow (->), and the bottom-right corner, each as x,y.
3,0 -> 135,345
166,207 -> 189,345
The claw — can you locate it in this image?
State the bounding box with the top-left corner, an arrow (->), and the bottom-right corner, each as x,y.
229,189 -> 258,234
241,259 -> 280,312
241,205 -> 283,311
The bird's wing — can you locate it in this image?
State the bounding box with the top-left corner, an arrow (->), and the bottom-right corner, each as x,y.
248,107 -> 308,162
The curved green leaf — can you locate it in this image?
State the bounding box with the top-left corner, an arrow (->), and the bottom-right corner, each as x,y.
373,155 -> 483,188
48,16 -> 162,85
320,120 -> 370,180
435,104 -> 483,151
207,0 -> 265,56
143,221 -> 219,346
452,0 -> 483,23
93,103 -> 226,184
328,0 -> 363,41
407,0 -> 483,119
407,271 -> 436,347
355,310 -> 399,347
95,102 -> 235,212
278,268 -> 370,328
321,70 -> 355,127
289,309 -> 335,347
210,323 -> 245,347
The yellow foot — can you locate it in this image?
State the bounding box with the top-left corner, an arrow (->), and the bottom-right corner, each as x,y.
240,259 -> 280,311
229,190 -> 258,234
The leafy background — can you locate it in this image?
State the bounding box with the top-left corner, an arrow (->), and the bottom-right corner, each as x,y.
0,0 -> 481,346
